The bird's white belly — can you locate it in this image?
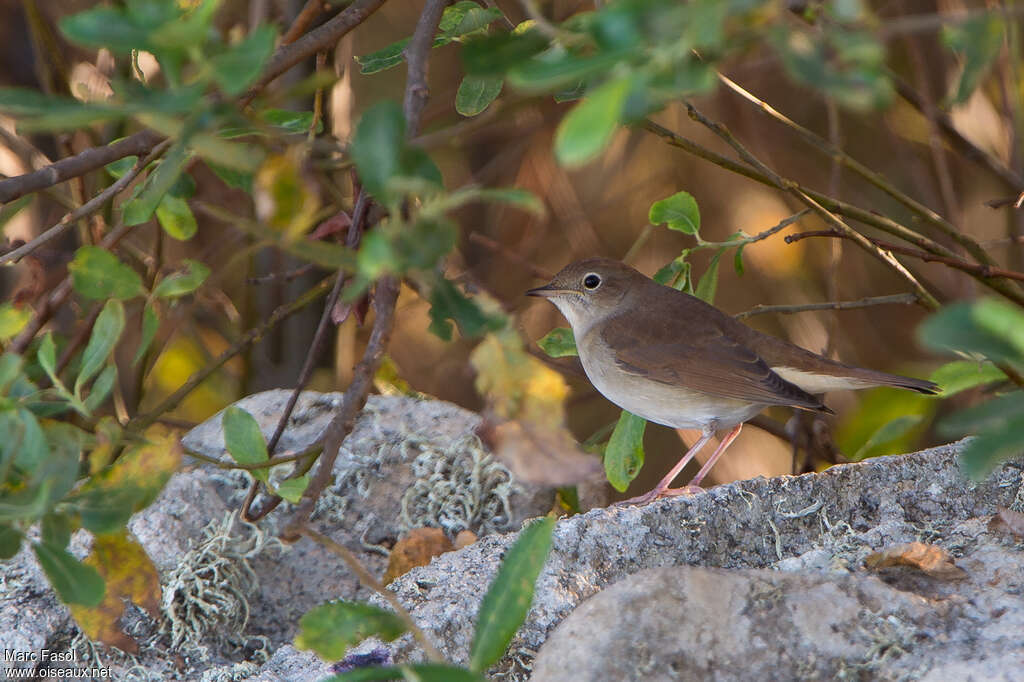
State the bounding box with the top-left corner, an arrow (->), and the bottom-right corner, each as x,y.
578,339 -> 763,430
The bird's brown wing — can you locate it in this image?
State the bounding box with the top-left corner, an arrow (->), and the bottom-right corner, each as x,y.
600,300 -> 828,411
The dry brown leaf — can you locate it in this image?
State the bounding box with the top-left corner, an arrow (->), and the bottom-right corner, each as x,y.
988,508 -> 1024,538
454,529 -> 477,549
478,416 -> 604,487
384,528 -> 454,585
864,542 -> 966,580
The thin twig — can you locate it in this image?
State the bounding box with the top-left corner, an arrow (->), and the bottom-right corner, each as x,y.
0,130 -> 163,205
244,0 -> 389,105
734,294 -> 920,319
184,444 -> 321,471
282,0 -> 447,538
717,73 -> 990,266
682,102 -> 941,310
0,140 -> 171,266
785,230 -> 1024,283
300,526 -> 445,663
129,276 -> 333,431
282,0 -> 325,45
641,119 -> 1024,308
469,232 -> 553,280
242,199 -> 371,523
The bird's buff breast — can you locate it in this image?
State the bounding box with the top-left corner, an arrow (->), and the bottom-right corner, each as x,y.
577,333 -> 763,430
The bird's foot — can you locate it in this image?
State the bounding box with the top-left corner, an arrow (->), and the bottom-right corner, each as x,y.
617,484 -> 705,507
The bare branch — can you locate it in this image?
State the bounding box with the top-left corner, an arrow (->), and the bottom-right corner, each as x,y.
244,0 -> 389,104
0,140 -> 171,266
734,294 -> 920,319
0,130 -> 163,205
682,101 -> 941,310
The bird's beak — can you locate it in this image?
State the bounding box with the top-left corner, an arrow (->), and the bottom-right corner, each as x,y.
526,283 -> 568,298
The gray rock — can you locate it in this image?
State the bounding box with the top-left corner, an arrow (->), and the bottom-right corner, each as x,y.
243,645 -> 333,682
370,441 -> 1024,680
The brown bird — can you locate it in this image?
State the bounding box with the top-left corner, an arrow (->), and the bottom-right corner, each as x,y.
527,258 -> 939,505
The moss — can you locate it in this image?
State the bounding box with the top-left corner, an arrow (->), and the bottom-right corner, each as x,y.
160,514 -> 281,652
399,433 -> 517,537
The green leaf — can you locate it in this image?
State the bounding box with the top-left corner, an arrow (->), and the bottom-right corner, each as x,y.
70,488 -> 139,535
155,194 -> 198,240
554,77 -> 631,167
440,2 -> 502,40
537,327 -> 578,358
264,108 -> 320,134
0,525 -> 22,559
929,360 -> 1006,397
152,259 -> 210,299
295,601 -> 407,660
851,414 -> 924,461
733,244 -> 746,276
604,411 -> 646,492
209,25 -> 277,95
209,163 -> 253,192
83,365 -> 117,414
938,391 -> 1024,437
943,14 -> 1004,104
123,142 -> 190,226
471,188 -> 544,216
918,300 -> 1024,368
456,76 -> 503,116
469,516 -> 555,673
74,299 -> 125,397
462,28 -> 549,76
69,247 -> 146,300
37,332 -> 57,380
649,190 -> 700,235
33,541 -> 105,607
508,50 -> 626,93
694,249 -> 723,304
0,88 -> 121,132
189,134 -> 265,171
959,412 -> 1024,480
0,353 -> 22,392
133,305 -> 160,367
327,665 -> 486,682
352,101 -> 406,202
59,6 -> 153,53
653,256 -> 692,293
274,475 -> 310,504
356,39 -> 410,75
222,406 -> 270,483
0,303 -> 31,342
41,512 -> 73,550
427,278 -> 505,341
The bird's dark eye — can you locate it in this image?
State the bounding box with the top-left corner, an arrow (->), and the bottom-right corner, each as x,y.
583,273 -> 601,290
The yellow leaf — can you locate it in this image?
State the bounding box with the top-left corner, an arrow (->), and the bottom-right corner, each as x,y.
69,530 -> 161,653
254,149 -> 320,241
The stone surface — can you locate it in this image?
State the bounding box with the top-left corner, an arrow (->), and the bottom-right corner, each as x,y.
366,441 -> 1024,680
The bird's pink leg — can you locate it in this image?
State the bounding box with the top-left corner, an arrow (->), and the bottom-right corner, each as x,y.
618,428 -> 714,506
684,422 -> 743,489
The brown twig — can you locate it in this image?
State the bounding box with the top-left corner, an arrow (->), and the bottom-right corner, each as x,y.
243,0 -> 389,106
734,294 -> 920,320
892,75 -> 1024,192
682,102 -> 941,310
300,526 -> 445,662
785,230 -> 1024,283
242,197 -> 371,523
640,119 -> 1024,308
282,0 -> 448,538
0,131 -> 164,206
184,444 -> 321,471
282,0 -> 326,45
0,140 -> 171,266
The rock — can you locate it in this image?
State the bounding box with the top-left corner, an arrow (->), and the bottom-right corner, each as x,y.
530,565 -> 1024,681
368,441 -> 1024,680
243,644 -> 333,682
0,546 -> 71,676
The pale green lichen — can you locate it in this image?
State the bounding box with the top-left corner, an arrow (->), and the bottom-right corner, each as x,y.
399,433 -> 517,536
160,514 -> 280,652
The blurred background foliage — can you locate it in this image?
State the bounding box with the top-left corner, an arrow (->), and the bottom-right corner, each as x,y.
1,0 -> 1023,619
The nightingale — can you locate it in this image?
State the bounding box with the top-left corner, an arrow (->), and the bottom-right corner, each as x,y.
526,258 -> 939,505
